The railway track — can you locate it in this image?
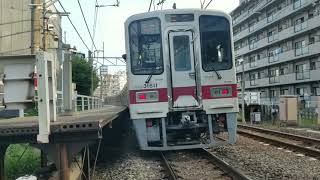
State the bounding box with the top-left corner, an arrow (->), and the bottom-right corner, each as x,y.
160,149 -> 251,180
237,124 -> 320,158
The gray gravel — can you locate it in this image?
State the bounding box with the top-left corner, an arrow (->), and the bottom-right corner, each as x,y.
210,135 -> 320,180
94,151 -> 165,180
164,151 -> 231,180
253,123 -> 320,139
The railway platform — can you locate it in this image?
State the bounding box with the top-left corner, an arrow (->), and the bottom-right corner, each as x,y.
0,105 -> 127,180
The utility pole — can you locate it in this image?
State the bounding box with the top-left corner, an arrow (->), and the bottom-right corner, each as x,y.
240,59 -> 246,124
31,0 -> 41,53
89,51 -> 94,96
100,42 -> 105,100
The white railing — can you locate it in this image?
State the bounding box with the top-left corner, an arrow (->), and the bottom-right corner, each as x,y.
56,91 -> 103,113
75,94 -> 103,112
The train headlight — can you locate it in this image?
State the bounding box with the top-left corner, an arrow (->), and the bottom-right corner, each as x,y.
136,91 -> 159,103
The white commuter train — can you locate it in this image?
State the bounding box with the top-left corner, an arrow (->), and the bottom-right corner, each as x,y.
124,9 -> 238,150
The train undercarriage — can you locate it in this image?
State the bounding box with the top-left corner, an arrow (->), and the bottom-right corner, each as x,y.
133,111 -> 237,151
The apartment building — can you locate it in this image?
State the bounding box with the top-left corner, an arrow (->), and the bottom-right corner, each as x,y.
231,0 -> 320,103
0,0 -> 62,56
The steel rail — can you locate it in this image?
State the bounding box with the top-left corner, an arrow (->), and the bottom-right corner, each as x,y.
238,124 -> 320,145
198,148 -> 252,180
160,152 -> 178,180
237,129 -> 320,158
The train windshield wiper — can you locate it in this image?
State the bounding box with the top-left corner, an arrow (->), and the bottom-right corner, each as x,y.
145,66 -> 158,83
211,66 -> 222,80
145,74 -> 153,83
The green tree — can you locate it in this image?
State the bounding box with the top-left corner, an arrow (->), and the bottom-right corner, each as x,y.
72,56 -> 99,96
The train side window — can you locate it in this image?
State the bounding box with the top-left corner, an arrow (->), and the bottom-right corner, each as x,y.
129,18 -> 164,75
173,35 -> 191,71
199,15 -> 232,71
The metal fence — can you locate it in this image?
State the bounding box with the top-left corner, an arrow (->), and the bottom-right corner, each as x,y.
56,91 -> 103,114
248,96 -> 320,127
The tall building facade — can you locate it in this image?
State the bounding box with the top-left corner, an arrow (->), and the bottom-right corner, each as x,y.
231,0 -> 320,103
0,0 -> 62,56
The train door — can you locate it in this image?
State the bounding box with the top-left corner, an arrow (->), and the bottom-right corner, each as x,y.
169,31 -> 199,108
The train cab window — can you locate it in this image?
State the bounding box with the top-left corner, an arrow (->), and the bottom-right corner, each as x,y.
199,15 -> 232,71
129,18 -> 164,75
173,35 -> 191,71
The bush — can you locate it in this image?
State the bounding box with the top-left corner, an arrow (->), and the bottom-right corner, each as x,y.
5,144 -> 40,180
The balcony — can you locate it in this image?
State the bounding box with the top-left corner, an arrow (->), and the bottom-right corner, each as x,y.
235,14 -> 320,57
249,61 -> 258,68
233,0 -> 313,43
294,21 -> 308,32
295,46 -> 309,56
233,0 -> 268,27
269,76 -> 280,84
244,69 -> 320,89
293,0 -> 307,9
268,54 -> 279,63
267,33 -> 279,43
236,41 -> 320,74
296,71 -> 310,80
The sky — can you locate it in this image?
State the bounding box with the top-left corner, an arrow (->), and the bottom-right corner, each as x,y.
57,0 -> 239,72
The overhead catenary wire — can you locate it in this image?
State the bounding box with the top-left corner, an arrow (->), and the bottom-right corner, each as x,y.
204,0 -> 213,9
148,0 -> 153,12
57,0 -> 91,51
92,0 -> 99,51
77,0 -> 98,51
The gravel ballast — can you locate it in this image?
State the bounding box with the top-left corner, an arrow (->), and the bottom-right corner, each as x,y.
164,151 -> 231,180
210,135 -> 320,180
94,151 -> 165,180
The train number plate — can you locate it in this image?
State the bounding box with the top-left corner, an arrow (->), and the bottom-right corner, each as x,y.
144,83 -> 158,89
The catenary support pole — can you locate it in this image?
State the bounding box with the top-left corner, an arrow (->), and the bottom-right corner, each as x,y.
63,52 -> 73,114
241,61 -> 246,123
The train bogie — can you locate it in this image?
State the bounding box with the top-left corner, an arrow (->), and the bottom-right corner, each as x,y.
133,112 -> 237,150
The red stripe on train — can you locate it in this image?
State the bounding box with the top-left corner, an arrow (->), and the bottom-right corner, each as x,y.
172,86 -> 196,101
129,84 -> 237,104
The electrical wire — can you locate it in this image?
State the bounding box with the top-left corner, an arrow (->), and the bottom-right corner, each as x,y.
77,0 -> 98,51
148,0 -> 153,11
204,0 -> 213,9
92,0 -> 99,51
57,0 -> 91,51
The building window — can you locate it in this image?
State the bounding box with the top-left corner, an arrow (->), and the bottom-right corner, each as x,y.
249,56 -> 256,68
296,64 -> 310,80
257,54 -> 261,60
279,67 -> 285,75
294,17 -> 307,32
269,68 -> 280,84
236,75 -> 242,83
311,87 -> 320,96
280,89 -> 289,95
268,48 -> 282,63
250,72 -> 259,86
296,87 -> 306,95
267,30 -> 278,42
310,61 -> 316,70
295,40 -> 308,56
249,22 -> 256,32
309,37 -> 315,45
267,11 -> 275,23
270,90 -> 277,98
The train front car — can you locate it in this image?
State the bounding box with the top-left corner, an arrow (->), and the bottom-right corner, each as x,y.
125,9 -> 238,151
